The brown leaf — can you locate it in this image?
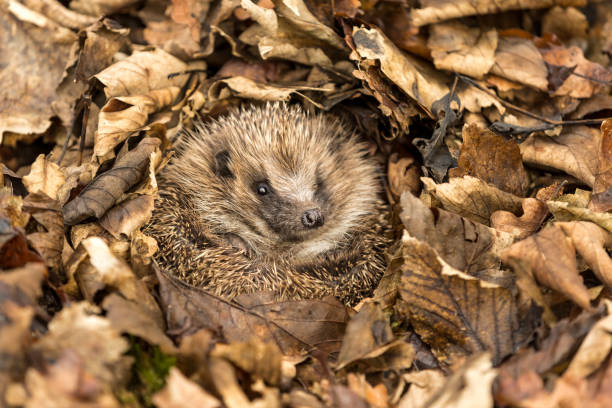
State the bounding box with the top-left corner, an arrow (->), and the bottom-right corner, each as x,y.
590,119 -> 612,212
501,224 -> 591,309
23,193 -> 64,273
398,369 -> 446,408
75,18 -> 129,81
421,176 -> 523,225
491,198 -> 549,240
400,235 -> 531,366
428,22 -> 497,79
450,124 -> 528,196
337,302 -> 414,371
63,137 -> 161,225
401,192 -> 514,280
333,0 -> 362,18
520,126 -> 600,188
102,293 -> 175,352
410,0 -> 586,26
156,267 -> 347,356
548,190 -> 612,232
352,26 -> 449,116
490,36 -> 548,91
99,195 -> 155,238
23,350 -> 121,408
494,304 -> 605,406
558,221 -> 612,291
387,153 -> 421,197
22,154 -> 65,201
239,0 -> 348,69
407,353 -> 495,408
0,1 -> 77,138
70,0 -> 139,17
211,338 -> 282,386
94,48 -> 187,99
33,302 -> 130,384
0,222 -> 45,269
541,45 -> 612,98
152,367 -> 221,408
541,6 -> 588,42
95,88 -> 179,157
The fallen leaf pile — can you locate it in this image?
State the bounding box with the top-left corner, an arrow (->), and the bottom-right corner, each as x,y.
2,0 -> 612,407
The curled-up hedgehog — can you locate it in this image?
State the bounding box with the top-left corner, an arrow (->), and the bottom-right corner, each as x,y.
145,103 -> 392,306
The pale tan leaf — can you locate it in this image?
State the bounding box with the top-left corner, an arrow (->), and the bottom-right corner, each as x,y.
548,192 -> 612,233
428,22 -> 497,79
22,154 -> 65,201
99,195 -> 155,239
491,198 -> 549,240
352,26 -> 449,116
153,367 -> 221,408
421,176 -> 523,225
490,36 -> 548,91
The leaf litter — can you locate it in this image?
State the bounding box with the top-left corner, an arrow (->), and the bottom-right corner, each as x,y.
3,0 -> 612,407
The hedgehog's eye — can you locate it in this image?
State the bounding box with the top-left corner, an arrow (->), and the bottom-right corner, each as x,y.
256,183 -> 270,196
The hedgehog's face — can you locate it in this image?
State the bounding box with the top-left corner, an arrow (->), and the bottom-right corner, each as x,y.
212,147 -> 333,251
171,103 -> 380,260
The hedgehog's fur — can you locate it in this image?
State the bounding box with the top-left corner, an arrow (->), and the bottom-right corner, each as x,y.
145,103 -> 392,305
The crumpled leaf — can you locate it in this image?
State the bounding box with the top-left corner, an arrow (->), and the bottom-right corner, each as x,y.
0,219 -> 44,269
70,0 -> 139,17
22,193 -> 64,273
208,76 -> 331,103
495,304 -> 605,406
94,48 -> 187,99
152,367 -> 220,408
63,137 -> 161,225
401,192 -> 514,280
99,195 -> 155,239
558,222 -> 612,291
414,353 -> 495,408
400,234 -> 532,366
352,26 -> 448,117
0,0 -> 77,139
422,176 -> 523,225
411,0 -> 586,27
156,267 -> 347,356
548,190 -> 612,232
75,18 -> 129,81
211,338 -> 282,386
398,369 -> 446,408
450,124 -> 528,197
590,119 -> 612,212
501,224 -> 591,309
337,302 -> 414,371
95,87 -> 179,157
33,302 -> 130,384
490,36 -> 548,91
520,126 -> 600,188
387,153 -> 421,197
428,22 -> 497,79
491,198 -> 549,240
23,349 -> 121,408
541,44 -> 612,98
239,0 -> 348,69
22,154 -> 65,201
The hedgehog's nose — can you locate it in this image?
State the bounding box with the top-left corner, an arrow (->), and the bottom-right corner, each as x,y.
301,208 -> 324,228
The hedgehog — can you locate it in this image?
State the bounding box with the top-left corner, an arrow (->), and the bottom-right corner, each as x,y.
145,103 -> 392,306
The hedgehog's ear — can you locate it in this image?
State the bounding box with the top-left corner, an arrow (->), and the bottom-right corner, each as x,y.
214,150 -> 234,179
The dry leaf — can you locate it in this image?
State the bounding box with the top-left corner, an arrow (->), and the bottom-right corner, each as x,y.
99,195 -> 155,238
94,48 -> 187,98
490,36 -> 548,91
211,338 -> 282,386
22,154 -> 65,201
541,6 -> 588,42
450,124 -> 528,196
33,302 -> 130,384
63,137 -> 161,225
520,126 -> 600,187
352,26 -> 449,117
75,18 -> 129,81
95,87 -> 179,157
0,0 -> 77,139
22,193 -> 64,272
491,198 -> 549,240
501,224 -> 591,309
401,192 -> 514,279
156,267 -> 347,356
422,176 -> 523,225
70,0 -> 139,17
400,234 -> 531,366
428,22 -> 497,79
591,119 -> 612,212
152,367 -> 221,408
548,191 -> 612,232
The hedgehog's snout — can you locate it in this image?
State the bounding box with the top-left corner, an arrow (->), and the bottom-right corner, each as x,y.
301,208 -> 324,229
